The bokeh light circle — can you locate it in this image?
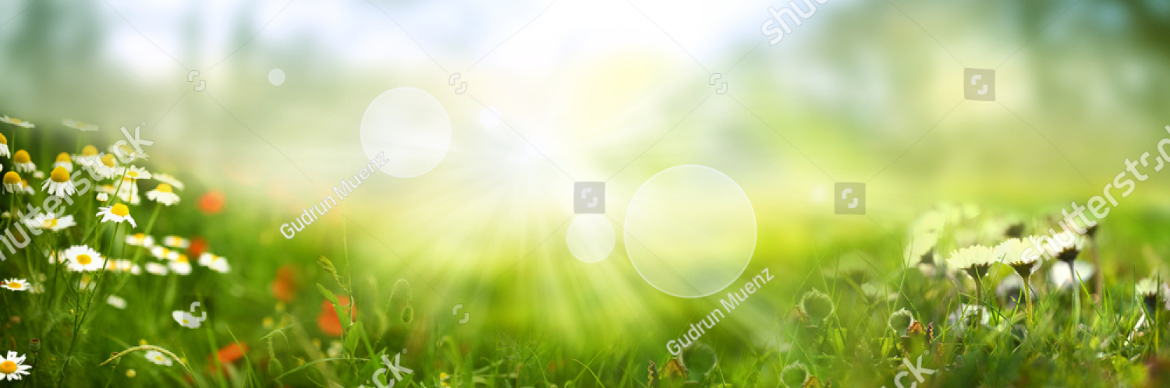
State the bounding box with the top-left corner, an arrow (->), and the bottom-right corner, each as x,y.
268,68 -> 285,86
566,215 -> 615,263
624,165 -> 756,298
360,88 -> 451,178
479,107 -> 501,129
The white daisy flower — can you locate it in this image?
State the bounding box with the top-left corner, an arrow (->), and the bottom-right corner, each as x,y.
147,184 -> 180,206
126,233 -> 154,247
163,236 -> 189,249
169,255 -> 192,275
104,259 -> 140,275
0,132 -> 8,158
996,238 -> 1042,278
144,262 -> 169,276
118,165 -> 152,180
93,154 -> 119,179
52,152 -> 73,172
96,203 -> 136,227
1137,278 -> 1170,316
0,351 -> 32,381
46,251 -> 65,264
1049,260 -> 1094,289
946,303 -> 991,335
115,178 -> 141,205
110,143 -> 148,163
152,173 -> 184,190
40,166 -> 77,197
326,340 -> 343,358
3,172 -> 22,194
96,192 -> 109,202
910,210 -> 948,237
143,350 -> 173,366
26,212 -> 76,232
1,278 -> 30,292
172,309 -> 201,328
77,275 -> 96,291
73,145 -> 101,166
31,170 -> 42,179
62,119 -> 98,132
947,245 -> 997,279
150,246 -> 174,260
121,261 -> 142,275
107,295 -> 127,309
903,231 -> 940,268
0,116 -> 34,128
64,245 -> 104,272
12,150 -> 34,173
199,253 -> 230,273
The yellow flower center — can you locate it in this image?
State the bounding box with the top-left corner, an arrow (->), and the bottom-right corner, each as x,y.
10,118 -> 21,124
133,233 -> 145,241
0,360 -> 16,374
156,183 -> 173,193
81,145 -> 98,156
13,150 -> 29,163
111,204 -> 130,217
101,154 -> 116,167
181,319 -> 189,325
51,166 -> 70,183
77,254 -> 92,265
7,282 -> 21,290
56,152 -> 71,162
3,172 -> 19,184
42,219 -> 57,228
178,255 -> 188,263
127,171 -> 139,178
0,133 -> 7,145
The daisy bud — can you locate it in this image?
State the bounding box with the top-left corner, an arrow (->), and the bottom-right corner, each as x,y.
28,338 -> 40,353
797,289 -> 835,325
888,308 -> 916,335
780,361 -> 809,388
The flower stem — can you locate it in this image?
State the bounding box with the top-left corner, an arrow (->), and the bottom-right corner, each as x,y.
1023,275 -> 1034,323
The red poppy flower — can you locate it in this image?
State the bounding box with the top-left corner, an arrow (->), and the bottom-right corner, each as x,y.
198,190 -> 226,215
317,295 -> 354,337
188,236 -> 208,258
208,343 -> 248,375
271,265 -> 299,303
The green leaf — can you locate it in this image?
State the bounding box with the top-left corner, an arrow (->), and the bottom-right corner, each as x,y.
827,328 -> 847,356
350,349 -> 387,387
317,283 -> 340,306
346,321 -> 366,355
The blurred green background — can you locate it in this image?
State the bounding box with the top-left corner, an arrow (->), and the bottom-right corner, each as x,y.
2,0 -> 1170,365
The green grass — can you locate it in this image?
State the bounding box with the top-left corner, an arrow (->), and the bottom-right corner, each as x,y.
2,125 -> 1170,388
